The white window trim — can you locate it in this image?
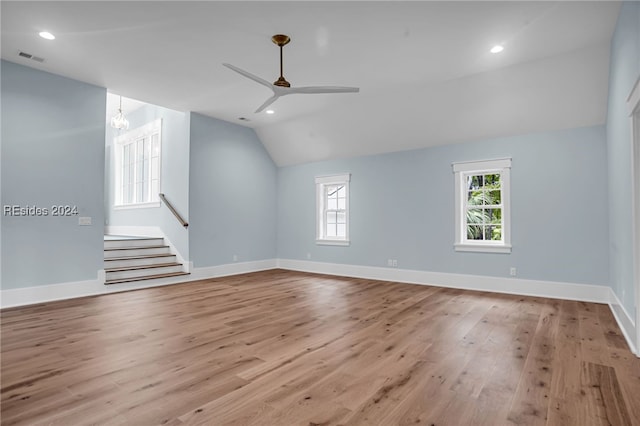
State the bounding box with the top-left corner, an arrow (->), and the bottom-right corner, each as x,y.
113,201 -> 161,211
627,74 -> 640,353
453,158 -> 512,254
113,119 -> 162,209
316,173 -> 350,246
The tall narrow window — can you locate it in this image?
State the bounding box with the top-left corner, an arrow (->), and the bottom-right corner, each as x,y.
453,158 -> 511,253
114,119 -> 162,208
316,174 -> 350,245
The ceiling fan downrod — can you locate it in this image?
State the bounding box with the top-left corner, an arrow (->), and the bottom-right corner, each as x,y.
272,34 -> 291,88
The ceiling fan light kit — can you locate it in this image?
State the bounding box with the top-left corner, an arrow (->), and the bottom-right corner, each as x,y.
223,34 -> 359,113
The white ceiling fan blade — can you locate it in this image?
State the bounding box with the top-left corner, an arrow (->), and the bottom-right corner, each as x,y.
222,63 -> 272,88
255,94 -> 280,113
288,86 -> 360,94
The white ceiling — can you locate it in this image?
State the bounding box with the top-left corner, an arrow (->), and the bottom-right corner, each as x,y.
1,1 -> 620,166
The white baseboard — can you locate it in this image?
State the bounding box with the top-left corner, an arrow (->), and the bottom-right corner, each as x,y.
1,259 -> 277,309
277,259 -> 610,303
1,277 -> 104,309
608,288 -> 638,356
0,273 -> 196,309
189,259 -> 277,280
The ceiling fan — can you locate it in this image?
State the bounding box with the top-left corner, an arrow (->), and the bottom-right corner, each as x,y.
223,34 -> 359,113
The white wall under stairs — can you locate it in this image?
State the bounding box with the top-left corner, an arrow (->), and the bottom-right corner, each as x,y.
104,236 -> 189,284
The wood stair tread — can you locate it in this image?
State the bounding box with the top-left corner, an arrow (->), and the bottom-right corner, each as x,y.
105,262 -> 182,273
105,253 -> 176,261
104,236 -> 163,241
105,271 -> 190,285
104,245 -> 169,251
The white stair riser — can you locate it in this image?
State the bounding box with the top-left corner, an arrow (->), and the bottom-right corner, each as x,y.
105,265 -> 185,281
104,246 -> 171,258
104,238 -> 165,250
104,255 -> 177,269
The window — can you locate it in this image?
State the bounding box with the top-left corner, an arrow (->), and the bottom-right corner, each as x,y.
316,174 -> 350,245
114,119 -> 162,208
453,158 -> 511,253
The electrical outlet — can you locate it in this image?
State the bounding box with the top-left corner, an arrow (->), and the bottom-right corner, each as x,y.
510,267 -> 517,276
387,259 -> 393,267
306,253 -> 311,260
392,259 -> 398,267
233,254 -> 238,262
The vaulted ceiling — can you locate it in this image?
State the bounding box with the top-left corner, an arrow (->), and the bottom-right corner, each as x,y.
1,1 -> 620,166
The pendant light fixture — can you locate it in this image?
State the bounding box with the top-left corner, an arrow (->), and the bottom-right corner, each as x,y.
110,95 -> 129,130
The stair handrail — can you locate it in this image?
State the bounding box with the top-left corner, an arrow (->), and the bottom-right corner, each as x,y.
159,193 -> 188,228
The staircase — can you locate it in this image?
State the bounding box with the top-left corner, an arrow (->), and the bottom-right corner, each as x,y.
104,235 -> 189,285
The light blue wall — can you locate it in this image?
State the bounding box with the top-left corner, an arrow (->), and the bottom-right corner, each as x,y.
105,103 -> 190,260
606,1 -> 640,317
2,23 -> 628,299
189,113 -> 277,267
278,126 -> 609,286
1,60 -> 106,289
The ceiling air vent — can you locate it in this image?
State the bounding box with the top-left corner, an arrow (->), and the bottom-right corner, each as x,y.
18,51 -> 45,63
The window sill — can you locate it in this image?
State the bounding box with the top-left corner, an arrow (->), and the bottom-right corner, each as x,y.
454,243 -> 511,254
316,239 -> 350,246
114,202 -> 161,210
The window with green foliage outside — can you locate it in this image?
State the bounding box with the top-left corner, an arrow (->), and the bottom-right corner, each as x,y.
465,173 -> 503,242
452,158 -> 511,253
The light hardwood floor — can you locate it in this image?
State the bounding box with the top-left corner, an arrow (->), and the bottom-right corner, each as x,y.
1,269 -> 639,425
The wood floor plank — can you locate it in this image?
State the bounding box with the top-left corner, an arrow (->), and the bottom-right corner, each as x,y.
1,269 -> 638,426
507,299 -> 561,425
579,301 -> 613,365
579,361 -> 633,426
547,300 -> 586,426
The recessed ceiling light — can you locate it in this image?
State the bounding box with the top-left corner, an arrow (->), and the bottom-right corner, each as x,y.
490,45 -> 504,54
39,31 -> 55,40
265,110 -> 275,114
